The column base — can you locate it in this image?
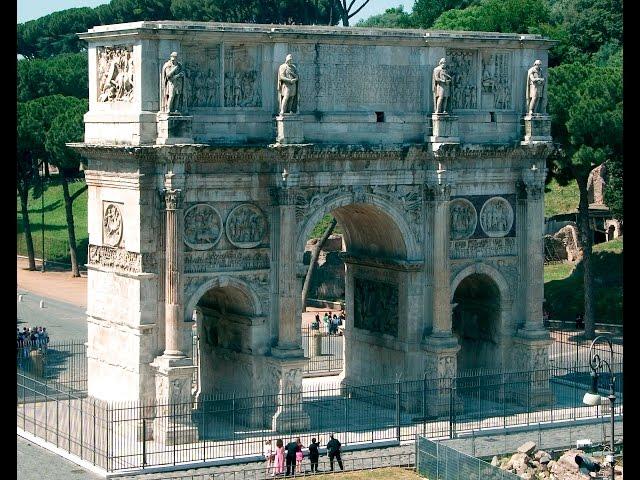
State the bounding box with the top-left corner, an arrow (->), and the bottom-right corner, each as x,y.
276,114 -> 304,144
509,334 -> 555,407
266,356 -> 311,432
156,112 -> 194,145
522,114 -> 552,144
422,334 -> 463,418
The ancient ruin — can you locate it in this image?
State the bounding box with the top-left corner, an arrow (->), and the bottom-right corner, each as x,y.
70,22 -> 555,441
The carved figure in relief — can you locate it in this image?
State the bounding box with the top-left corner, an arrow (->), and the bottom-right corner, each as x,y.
184,204 -> 223,250
480,198 -> 513,237
278,54 -> 299,115
161,52 -> 185,114
103,204 -> 123,246
432,58 -> 452,114
98,47 -> 134,102
526,60 -> 546,115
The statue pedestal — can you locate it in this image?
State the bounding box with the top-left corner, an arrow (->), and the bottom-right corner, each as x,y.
150,355 -> 199,446
508,333 -> 555,407
266,356 -> 311,432
276,115 -> 304,144
522,114 -> 552,144
421,334 -> 463,418
428,114 -> 460,144
157,113 -> 193,145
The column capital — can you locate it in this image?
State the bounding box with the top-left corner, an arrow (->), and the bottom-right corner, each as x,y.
269,186 -> 298,206
516,179 -> 544,201
163,188 -> 182,210
425,183 -> 452,201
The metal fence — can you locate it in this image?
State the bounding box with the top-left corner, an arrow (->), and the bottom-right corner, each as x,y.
549,329 -> 623,370
16,340 -> 87,393
301,327 -> 343,375
416,435 -> 519,480
17,356 -> 623,474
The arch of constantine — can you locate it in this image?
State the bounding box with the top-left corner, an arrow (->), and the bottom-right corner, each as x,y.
71,22 -> 555,442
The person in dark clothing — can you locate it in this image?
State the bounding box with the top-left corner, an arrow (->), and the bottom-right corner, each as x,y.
285,437 -> 300,476
308,437 -> 320,473
326,434 -> 343,471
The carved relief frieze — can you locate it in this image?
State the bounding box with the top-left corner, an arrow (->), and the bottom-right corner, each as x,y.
97,46 -> 134,102
183,46 -> 221,109
225,204 -> 268,248
184,204 -> 223,250
479,196 -> 514,237
450,198 -> 477,240
89,244 -> 142,273
102,202 -> 123,247
481,52 -> 512,110
223,45 -> 262,107
447,49 -> 477,110
184,248 -> 270,274
353,277 -> 399,336
450,237 -> 516,259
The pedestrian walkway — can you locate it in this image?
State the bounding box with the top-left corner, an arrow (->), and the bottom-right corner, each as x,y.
17,257 -> 87,308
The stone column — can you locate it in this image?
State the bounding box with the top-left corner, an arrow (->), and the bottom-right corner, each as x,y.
510,168 -> 554,407
150,187 -> 197,445
271,185 -> 304,358
422,181 -> 461,417
163,188 -> 186,358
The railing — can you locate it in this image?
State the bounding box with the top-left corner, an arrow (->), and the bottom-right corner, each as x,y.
301,327 -> 343,375
16,340 -> 87,393
548,329 -> 623,370
17,360 -> 623,473
416,435 -> 519,480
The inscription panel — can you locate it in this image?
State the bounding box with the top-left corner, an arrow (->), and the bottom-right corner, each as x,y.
288,44 -> 426,112
450,237 -> 516,259
184,249 -> 270,273
353,277 -> 399,336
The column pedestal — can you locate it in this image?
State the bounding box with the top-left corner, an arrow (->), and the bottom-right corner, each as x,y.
428,114 -> 460,144
151,355 -> 198,446
509,333 -> 554,407
276,115 -> 304,144
267,357 -> 311,433
422,334 -> 463,418
157,113 -> 193,145
522,114 -> 552,144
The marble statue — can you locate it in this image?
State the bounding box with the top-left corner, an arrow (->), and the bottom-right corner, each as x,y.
162,52 -> 185,114
432,58 -> 453,114
278,54 -> 299,115
526,60 -> 546,116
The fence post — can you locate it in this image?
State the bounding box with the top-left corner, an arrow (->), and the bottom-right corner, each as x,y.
56,393 -> 59,448
527,374 -> 531,426
93,400 -> 96,466
232,393 -> 236,459
142,418 -> 147,467
395,381 -> 401,442
80,397 -> 83,459
448,380 -> 455,439
343,385 -> 349,444
68,390 -> 72,453
106,403 -> 110,473
422,372 -> 427,436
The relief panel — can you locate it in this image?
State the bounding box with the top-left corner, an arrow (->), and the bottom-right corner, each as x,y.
481,51 -> 512,110
447,49 -> 478,110
97,46 -> 134,103
353,277 -> 399,336
223,45 -> 262,107
183,46 -> 221,109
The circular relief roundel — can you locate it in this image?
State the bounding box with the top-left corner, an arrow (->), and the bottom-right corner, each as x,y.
103,203 -> 123,247
479,196 -> 514,238
450,198 -> 478,240
225,204 -> 267,249
183,204 -> 223,250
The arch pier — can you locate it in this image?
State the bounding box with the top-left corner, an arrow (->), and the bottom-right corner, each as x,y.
72,22 -> 555,444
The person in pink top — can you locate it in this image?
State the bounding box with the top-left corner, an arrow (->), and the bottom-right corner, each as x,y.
295,439 -> 304,473
274,438 -> 285,476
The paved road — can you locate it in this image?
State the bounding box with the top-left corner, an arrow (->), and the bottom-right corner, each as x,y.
17,435 -> 102,480
17,290 -> 87,341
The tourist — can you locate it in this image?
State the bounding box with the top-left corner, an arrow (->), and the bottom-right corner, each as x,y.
264,439 -> 275,476
308,437 -> 320,473
295,438 -> 304,474
575,313 -> 584,330
285,437 -> 300,476
274,439 -> 285,475
326,433 -> 344,471
322,312 -> 330,334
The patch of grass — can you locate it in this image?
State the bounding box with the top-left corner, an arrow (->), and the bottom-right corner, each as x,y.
311,467 -> 422,479
310,213 -> 343,239
545,179 -> 579,217
16,176 -> 88,265
544,238 -> 623,325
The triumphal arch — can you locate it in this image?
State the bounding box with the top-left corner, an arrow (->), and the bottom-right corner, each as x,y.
72,22 -> 555,440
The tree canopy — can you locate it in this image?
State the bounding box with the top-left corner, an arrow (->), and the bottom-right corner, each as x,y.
18,53 -> 88,102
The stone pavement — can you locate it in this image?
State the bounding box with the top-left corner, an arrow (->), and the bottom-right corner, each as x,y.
17,257 -> 87,308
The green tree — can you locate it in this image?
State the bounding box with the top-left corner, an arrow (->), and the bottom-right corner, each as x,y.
356,6 -> 414,28
548,60 -> 622,337
411,0 -> 477,29
330,0 -> 372,26
18,53 -> 88,102
432,0 -> 551,33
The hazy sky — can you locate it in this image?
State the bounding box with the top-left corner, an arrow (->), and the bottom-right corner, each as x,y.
17,0 -> 417,24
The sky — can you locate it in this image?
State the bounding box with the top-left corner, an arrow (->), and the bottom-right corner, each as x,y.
17,0 -> 417,24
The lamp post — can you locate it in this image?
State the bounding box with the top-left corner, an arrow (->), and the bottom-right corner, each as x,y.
40,161 -> 45,273
582,335 -> 616,480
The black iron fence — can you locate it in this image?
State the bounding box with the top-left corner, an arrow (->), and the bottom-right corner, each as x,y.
548,329 -> 623,370
301,327 -> 343,375
16,340 -> 87,393
17,357 -> 623,474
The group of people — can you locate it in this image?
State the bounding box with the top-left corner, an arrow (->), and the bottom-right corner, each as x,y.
16,326 -> 50,358
311,312 -> 345,336
264,434 -> 344,476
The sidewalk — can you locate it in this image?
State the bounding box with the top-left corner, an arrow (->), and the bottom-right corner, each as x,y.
17,257 -> 87,308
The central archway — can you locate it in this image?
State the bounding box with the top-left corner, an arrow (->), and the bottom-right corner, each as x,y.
298,194 -> 421,384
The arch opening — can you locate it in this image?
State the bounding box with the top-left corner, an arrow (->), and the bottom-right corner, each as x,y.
452,273 -> 502,373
